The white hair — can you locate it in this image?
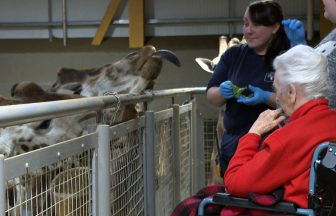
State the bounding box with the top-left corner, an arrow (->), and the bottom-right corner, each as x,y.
273,45 -> 328,99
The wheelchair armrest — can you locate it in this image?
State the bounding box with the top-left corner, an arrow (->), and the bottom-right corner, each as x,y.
213,193 -> 298,214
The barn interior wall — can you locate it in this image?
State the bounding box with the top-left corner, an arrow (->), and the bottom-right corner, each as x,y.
0,0 -> 320,38
0,0 -> 323,118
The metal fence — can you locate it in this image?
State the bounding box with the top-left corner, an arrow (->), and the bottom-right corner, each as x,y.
2,132 -> 97,216
0,87 -> 216,216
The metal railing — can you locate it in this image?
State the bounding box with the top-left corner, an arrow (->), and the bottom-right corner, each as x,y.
0,87 -> 211,216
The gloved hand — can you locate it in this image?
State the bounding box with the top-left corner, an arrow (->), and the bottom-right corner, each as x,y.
219,81 -> 234,100
282,19 -> 307,47
237,85 -> 271,105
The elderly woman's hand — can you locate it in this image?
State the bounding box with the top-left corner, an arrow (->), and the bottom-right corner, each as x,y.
248,108 -> 287,136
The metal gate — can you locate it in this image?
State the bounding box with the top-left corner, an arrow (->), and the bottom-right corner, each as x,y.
0,87 -> 212,216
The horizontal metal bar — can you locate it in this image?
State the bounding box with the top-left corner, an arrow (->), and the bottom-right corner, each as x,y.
109,116 -> 145,139
154,108 -> 173,122
0,87 -> 206,128
146,87 -> 206,99
0,21 -> 101,28
4,132 -> 98,179
0,18 -> 241,28
96,87 -> 206,108
0,97 -> 105,127
179,103 -> 193,115
0,15 -> 313,28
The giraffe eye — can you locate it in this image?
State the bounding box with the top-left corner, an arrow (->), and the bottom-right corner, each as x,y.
35,120 -> 52,130
125,51 -> 138,59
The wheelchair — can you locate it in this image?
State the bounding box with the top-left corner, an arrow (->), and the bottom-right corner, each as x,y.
198,141 -> 336,216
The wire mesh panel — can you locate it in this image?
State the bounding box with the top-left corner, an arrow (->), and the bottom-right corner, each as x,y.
109,121 -> 145,216
203,118 -> 218,185
50,165 -> 91,216
154,110 -> 174,216
179,109 -> 192,200
4,134 -> 96,216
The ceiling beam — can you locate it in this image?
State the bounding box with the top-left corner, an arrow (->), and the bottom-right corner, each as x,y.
91,0 -> 121,46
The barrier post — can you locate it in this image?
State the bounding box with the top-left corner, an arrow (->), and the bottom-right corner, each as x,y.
0,155 -> 5,216
191,99 -> 205,193
97,124 -> 111,216
144,111 -> 156,216
172,104 -> 181,205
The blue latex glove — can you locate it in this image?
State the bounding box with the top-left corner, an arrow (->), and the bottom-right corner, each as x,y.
219,81 -> 234,100
282,19 -> 307,47
237,85 -> 271,105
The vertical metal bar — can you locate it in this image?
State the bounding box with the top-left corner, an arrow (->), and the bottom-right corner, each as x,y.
62,0 -> 67,46
143,101 -> 148,111
97,125 -> 111,216
228,0 -> 232,37
0,155 -> 5,216
191,99 -> 204,193
144,111 -> 156,216
89,127 -> 98,216
191,99 -> 197,193
172,104 -> 181,205
307,0 -> 313,41
92,149 -> 97,216
196,110 -> 205,188
48,0 -> 53,42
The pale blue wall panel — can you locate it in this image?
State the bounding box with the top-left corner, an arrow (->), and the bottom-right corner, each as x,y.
0,0 -> 320,39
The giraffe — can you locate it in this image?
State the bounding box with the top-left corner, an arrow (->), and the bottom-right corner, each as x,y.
195,36 -> 246,184
0,45 -> 180,157
0,45 -> 180,215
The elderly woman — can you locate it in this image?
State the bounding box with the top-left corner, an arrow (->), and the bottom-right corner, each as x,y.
224,44 -> 336,210
172,45 -> 336,216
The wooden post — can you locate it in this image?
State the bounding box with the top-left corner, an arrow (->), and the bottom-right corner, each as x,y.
128,0 -> 145,48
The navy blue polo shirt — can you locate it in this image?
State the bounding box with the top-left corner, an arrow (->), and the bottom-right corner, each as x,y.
207,44 -> 274,167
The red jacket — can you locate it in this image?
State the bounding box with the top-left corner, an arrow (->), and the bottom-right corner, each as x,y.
224,98 -> 336,208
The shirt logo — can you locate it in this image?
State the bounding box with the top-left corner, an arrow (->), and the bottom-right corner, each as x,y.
264,72 -> 275,82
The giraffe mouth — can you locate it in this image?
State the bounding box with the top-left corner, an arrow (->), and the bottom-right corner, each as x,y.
153,50 -> 181,67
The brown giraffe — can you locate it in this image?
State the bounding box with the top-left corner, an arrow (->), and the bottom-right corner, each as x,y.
195,36 -> 246,184
0,45 -> 180,215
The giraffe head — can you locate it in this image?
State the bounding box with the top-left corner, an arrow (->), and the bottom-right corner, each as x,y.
51,45 -> 180,96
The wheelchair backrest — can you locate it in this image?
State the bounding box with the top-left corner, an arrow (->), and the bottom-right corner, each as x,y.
310,142 -> 336,215
322,142 -> 336,172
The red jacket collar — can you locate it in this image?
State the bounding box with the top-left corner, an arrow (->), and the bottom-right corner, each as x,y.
289,98 -> 329,122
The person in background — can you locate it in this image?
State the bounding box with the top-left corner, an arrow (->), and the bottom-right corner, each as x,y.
224,44 -> 336,215
206,0 -> 290,175
282,0 -> 336,108
171,1 -> 291,215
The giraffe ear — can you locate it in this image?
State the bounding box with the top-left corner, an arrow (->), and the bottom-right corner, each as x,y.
195,58 -> 214,73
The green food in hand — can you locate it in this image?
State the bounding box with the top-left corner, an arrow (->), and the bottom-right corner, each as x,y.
227,81 -> 253,98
